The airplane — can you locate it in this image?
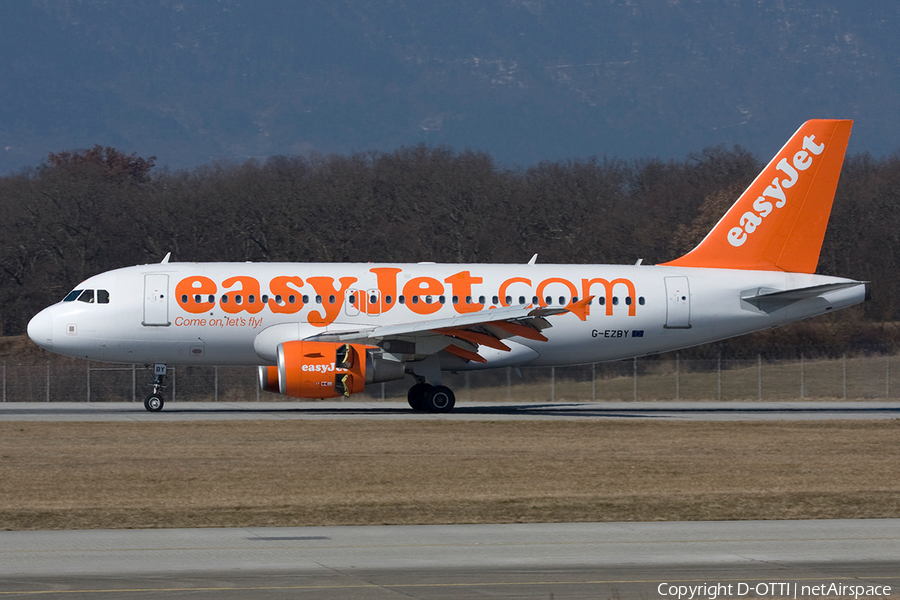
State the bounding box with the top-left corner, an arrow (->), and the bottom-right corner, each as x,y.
26,119 -> 867,412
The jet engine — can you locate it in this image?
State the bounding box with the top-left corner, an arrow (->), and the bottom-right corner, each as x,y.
258,365 -> 279,393
257,340 -> 405,399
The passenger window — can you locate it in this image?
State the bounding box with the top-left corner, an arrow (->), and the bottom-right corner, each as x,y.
97,290 -> 110,304
412,296 -> 419,304
248,295 -> 256,304
453,296 -> 460,305
599,297 -> 605,305
221,295 -> 229,304
302,295 -> 309,303
316,295 -> 322,304
349,294 -> 356,305
386,295 -> 393,304
479,296 -> 485,304
182,294 -> 189,304
612,297 -> 619,305
626,297 -> 632,305
464,296 -> 471,304
235,294 -> 243,305
275,295 -> 283,304
505,296 -> 512,305
545,296 -> 552,305
399,295 -> 406,304
439,296 -> 445,304
329,295 -> 336,304
194,294 -> 201,303
492,296 -> 499,305
519,296 -> 526,305
639,297 -> 645,305
369,294 -> 377,304
64,290 -> 83,302
559,296 -> 565,305
77,290 -> 95,303
208,294 -> 215,303
289,295 -> 296,304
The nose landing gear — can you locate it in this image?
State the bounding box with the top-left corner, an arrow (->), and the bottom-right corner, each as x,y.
144,363 -> 167,412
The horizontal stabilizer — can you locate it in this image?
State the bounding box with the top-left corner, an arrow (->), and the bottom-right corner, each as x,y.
741,281 -> 867,311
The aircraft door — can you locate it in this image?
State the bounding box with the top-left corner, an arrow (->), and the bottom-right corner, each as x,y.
365,289 -> 381,316
664,276 -> 691,329
143,274 -> 170,326
346,289 -> 360,316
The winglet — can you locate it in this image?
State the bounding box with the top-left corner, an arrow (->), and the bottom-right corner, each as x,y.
565,295 -> 594,322
662,120 -> 853,274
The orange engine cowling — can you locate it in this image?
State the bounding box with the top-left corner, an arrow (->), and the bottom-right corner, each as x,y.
277,341 -> 367,399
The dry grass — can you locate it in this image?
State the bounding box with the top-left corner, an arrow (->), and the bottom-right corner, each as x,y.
1,420 -> 899,530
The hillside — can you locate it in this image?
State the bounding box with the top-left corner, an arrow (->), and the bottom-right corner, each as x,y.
1,1 -> 899,173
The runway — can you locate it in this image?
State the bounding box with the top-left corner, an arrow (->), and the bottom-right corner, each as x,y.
0,520 -> 897,598
0,400 -> 898,421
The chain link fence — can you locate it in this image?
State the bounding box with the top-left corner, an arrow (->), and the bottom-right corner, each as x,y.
2,353 -> 899,403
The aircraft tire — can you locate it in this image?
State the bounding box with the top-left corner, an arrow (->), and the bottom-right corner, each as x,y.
407,383 -> 432,411
144,394 -> 165,412
424,385 -> 455,413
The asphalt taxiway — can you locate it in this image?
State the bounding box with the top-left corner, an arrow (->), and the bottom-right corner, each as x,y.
0,520 -> 897,599
0,400 -> 898,421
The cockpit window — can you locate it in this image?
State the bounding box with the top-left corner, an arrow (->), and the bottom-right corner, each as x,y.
63,288 -> 109,304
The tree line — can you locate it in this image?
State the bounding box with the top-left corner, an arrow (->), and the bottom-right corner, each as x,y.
0,144 -> 898,352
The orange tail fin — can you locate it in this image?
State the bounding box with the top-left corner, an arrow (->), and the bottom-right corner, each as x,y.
662,119 -> 853,274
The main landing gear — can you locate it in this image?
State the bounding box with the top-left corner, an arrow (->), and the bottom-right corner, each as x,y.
407,382 -> 456,413
144,363 -> 167,412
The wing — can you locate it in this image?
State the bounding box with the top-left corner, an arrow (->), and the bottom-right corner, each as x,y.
306,296 -> 593,364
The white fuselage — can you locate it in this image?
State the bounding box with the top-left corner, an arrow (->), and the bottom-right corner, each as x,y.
27,262 -> 866,369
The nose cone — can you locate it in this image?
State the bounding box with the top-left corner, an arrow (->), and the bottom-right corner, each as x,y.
27,309 -> 53,350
